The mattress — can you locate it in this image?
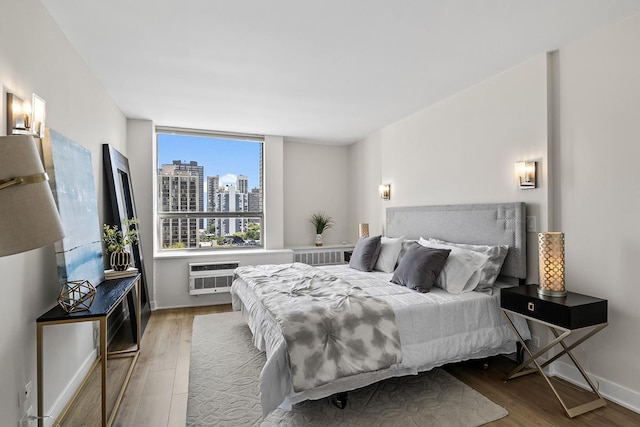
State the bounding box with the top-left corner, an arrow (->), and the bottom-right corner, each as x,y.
231,264 -> 530,416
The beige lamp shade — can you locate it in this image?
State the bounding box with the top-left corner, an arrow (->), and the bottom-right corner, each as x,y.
538,232 -> 566,297
0,135 -> 65,256
358,223 -> 369,238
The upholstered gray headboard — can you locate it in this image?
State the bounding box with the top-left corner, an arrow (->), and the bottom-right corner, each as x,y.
387,202 -> 526,279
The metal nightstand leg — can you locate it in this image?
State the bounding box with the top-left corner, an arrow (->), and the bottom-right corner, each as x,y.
502,311 -> 608,418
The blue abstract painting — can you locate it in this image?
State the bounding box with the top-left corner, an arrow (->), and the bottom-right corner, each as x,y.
43,128 -> 104,287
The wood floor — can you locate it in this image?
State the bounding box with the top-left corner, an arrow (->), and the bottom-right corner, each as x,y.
106,304 -> 640,426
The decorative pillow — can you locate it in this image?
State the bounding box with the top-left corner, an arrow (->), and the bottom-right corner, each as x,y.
374,236 -> 405,273
396,240 -> 418,266
391,244 -> 450,293
349,235 -> 382,272
419,238 -> 489,294
429,238 -> 508,291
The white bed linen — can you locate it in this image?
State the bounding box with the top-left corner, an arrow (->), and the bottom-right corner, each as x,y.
231,264 -> 530,416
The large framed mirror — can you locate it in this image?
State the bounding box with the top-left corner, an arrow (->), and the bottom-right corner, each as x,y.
103,144 -> 151,336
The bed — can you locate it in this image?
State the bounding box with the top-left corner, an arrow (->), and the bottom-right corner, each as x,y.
231,202 -> 531,416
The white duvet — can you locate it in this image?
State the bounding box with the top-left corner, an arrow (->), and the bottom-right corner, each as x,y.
231,264 -> 530,416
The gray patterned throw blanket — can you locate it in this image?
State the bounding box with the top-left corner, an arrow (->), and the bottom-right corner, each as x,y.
234,263 -> 402,392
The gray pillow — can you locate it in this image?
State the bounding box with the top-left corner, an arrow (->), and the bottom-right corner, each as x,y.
391,244 -> 451,293
396,240 -> 419,267
349,235 -> 382,272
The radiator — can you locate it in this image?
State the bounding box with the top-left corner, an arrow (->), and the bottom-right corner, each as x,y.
294,249 -> 345,266
188,261 -> 239,295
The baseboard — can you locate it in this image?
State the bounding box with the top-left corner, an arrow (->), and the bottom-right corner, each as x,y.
45,348 -> 98,427
552,360 -> 640,414
154,300 -> 233,310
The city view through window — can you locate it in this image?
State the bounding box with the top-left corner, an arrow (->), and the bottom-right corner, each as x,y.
157,130 -> 263,249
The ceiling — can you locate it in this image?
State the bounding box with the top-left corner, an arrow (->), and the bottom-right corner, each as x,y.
39,0 -> 640,145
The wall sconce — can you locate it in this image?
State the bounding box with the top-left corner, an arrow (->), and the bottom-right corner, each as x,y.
515,161 -> 536,189
538,232 -> 566,297
6,93 -> 46,138
358,223 -> 369,238
0,135 -> 65,256
379,184 -> 391,200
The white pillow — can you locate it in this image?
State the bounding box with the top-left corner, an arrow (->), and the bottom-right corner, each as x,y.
428,238 -> 508,292
418,238 -> 489,294
374,236 -> 405,273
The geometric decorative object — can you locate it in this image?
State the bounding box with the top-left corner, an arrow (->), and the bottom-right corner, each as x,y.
379,183 -> 391,200
358,223 -> 370,238
538,232 -> 566,297
0,135 -> 65,257
42,128 -> 105,286
515,160 -> 536,189
57,279 -> 96,313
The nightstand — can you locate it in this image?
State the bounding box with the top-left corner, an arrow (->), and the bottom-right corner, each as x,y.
344,250 -> 353,263
500,285 -> 608,418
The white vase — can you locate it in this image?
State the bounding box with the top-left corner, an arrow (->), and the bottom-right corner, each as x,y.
315,234 -> 323,247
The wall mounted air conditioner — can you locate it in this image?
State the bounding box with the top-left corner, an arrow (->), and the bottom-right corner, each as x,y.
188,261 -> 239,295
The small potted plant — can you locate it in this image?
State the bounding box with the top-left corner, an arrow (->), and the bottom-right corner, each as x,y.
103,218 -> 139,271
309,212 -> 334,247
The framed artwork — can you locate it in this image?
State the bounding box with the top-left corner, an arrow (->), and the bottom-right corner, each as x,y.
103,144 -> 151,335
42,128 -> 104,287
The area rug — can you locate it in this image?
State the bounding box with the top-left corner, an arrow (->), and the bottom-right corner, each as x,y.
187,311 -> 508,426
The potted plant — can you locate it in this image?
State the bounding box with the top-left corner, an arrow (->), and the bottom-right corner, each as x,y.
103,218 -> 139,271
309,212 -> 334,247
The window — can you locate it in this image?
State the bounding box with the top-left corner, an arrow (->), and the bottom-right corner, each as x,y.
156,127 -> 263,250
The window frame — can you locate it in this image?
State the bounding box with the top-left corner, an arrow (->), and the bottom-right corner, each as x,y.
155,126 -> 264,251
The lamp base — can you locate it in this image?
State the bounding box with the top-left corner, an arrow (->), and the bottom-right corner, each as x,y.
537,286 -> 567,298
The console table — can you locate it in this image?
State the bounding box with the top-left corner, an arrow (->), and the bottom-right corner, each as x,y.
500,285 -> 608,418
36,274 -> 141,427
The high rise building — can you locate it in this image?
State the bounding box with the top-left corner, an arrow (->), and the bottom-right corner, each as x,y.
237,175 -> 248,194
215,185 -> 248,238
158,164 -> 200,248
248,187 -> 260,213
172,160 -> 204,229
206,175 -> 220,230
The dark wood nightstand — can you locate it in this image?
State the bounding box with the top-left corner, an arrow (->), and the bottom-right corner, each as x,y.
500,285 -> 608,418
344,250 -> 353,263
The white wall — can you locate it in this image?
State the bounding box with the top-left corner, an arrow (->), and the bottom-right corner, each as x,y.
550,13 -> 640,408
350,54 -> 549,284
348,15 -> 640,412
0,0 -> 127,423
283,141 -> 350,247
126,120 -> 156,302
347,131 -> 383,242
264,135 -> 285,249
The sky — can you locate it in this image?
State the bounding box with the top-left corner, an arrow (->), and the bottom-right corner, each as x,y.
157,133 -> 262,190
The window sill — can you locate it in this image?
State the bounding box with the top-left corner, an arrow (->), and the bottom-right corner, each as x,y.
154,248 -> 293,260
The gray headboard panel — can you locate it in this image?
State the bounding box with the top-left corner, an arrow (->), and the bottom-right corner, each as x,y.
387,203 -> 526,279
